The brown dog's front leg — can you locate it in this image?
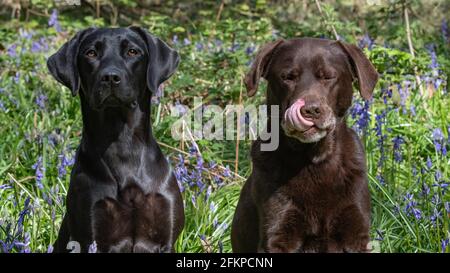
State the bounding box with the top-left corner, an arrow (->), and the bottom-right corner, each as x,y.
261,199 -> 304,253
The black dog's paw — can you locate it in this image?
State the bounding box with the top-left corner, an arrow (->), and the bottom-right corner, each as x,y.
133,241 -> 172,253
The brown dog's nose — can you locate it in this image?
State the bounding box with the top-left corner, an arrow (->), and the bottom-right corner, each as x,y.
101,72 -> 121,85
300,103 -> 322,120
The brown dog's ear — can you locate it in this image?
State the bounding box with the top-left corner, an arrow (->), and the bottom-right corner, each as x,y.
336,41 -> 379,100
245,39 -> 284,97
129,26 -> 180,94
47,28 -> 96,96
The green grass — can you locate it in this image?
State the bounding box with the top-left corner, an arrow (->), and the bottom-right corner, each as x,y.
0,3 -> 449,253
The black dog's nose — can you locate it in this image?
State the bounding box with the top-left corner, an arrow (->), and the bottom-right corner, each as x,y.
300,103 -> 322,120
101,71 -> 121,85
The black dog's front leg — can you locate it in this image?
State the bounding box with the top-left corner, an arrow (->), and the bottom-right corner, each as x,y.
53,214 -> 70,253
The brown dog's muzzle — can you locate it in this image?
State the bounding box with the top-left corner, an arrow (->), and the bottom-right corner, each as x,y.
282,97 -> 336,143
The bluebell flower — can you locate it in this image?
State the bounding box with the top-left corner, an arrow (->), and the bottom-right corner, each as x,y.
392,136 -> 404,162
350,99 -> 371,135
404,193 -> 422,220
421,181 -> 430,197
48,9 -> 61,32
14,72 -> 20,84
432,128 -> 447,155
376,174 -> 385,186
409,105 -> 416,116
172,35 -> 178,45
35,94 -> 47,109
31,41 -> 42,53
17,197 -> 31,236
7,44 -> 17,57
430,208 -> 442,226
442,19 -> 449,43
442,239 -> 449,253
58,151 -> 75,178
191,195 -> 197,208
32,156 -> 44,189
183,38 -> 191,46
88,241 -> 97,253
47,245 -> 54,253
426,156 -> 432,170
223,165 -> 231,177
358,33 -> 374,50
195,42 -> 204,51
245,44 -> 255,56
205,185 -> 212,201
19,29 -> 33,39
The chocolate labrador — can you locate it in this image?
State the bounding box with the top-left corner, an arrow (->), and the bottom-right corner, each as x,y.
47,27 -> 184,253
231,38 -> 378,253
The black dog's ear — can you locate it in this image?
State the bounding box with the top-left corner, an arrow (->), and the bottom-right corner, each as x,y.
336,41 -> 379,100
245,39 -> 284,97
129,26 -> 180,93
47,28 -> 95,96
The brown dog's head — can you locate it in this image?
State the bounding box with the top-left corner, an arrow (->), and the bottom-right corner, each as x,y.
245,38 -> 378,143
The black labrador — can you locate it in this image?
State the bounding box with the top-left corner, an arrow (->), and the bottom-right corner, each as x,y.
47,27 -> 184,253
231,38 -> 378,252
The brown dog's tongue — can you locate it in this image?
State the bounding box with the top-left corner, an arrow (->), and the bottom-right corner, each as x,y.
284,99 -> 314,131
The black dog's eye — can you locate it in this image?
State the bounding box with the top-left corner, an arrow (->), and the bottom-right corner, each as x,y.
127,48 -> 139,57
85,49 -> 97,58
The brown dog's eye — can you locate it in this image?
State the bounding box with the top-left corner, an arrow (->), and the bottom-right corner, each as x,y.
281,72 -> 297,82
127,49 -> 139,56
86,50 -> 97,58
317,70 -> 335,80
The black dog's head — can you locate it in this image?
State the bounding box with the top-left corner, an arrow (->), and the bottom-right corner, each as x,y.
245,38 -> 378,143
47,27 -> 179,110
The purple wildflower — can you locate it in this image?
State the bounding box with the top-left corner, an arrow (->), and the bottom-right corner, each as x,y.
58,152 -> 75,178
195,42 -> 204,51
358,34 -> 374,50
31,41 -> 42,53
442,239 -> 449,253
183,38 -> 191,46
432,128 -> 447,155
426,157 -> 432,170
7,44 -> 17,57
17,197 -> 31,236
404,193 -> 422,220
245,44 -> 255,56
350,99 -> 371,135
88,241 -> 97,253
14,72 -> 20,84
442,19 -> 449,43
392,136 -> 405,162
172,35 -> 178,45
47,245 -> 54,253
430,208 -> 442,226
48,9 -> 61,32
31,156 -> 44,189
209,201 -> 217,213
35,94 -> 47,109
376,174 -> 385,186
